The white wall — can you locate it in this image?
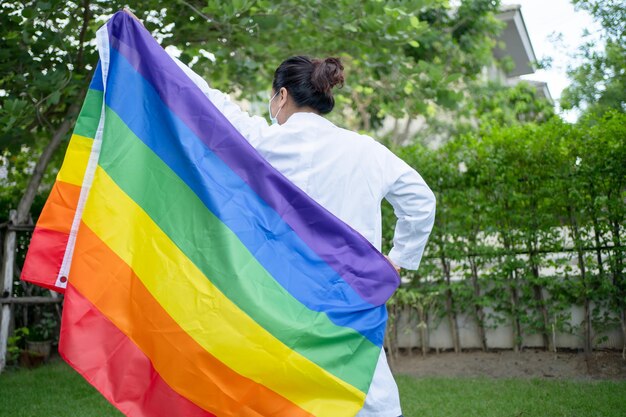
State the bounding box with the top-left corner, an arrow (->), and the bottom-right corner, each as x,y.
393,306 -> 624,350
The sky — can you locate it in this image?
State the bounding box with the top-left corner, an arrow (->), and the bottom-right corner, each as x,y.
505,0 -> 602,121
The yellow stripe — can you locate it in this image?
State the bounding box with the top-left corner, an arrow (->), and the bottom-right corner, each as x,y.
80,166 -> 365,417
56,134 -> 94,186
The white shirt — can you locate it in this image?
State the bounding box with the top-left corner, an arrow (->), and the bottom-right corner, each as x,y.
177,60 -> 436,417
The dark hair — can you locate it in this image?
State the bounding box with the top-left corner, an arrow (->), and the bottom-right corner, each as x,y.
272,56 -> 344,114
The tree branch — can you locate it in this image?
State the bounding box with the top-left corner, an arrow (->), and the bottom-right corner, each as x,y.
15,96 -> 84,225
75,0 -> 91,73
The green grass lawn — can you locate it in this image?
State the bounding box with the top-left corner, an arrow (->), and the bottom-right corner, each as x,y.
396,374 -> 626,417
0,360 -> 121,417
1,360 -> 625,417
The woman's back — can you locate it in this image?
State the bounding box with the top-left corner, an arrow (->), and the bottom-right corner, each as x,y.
249,111 -> 403,250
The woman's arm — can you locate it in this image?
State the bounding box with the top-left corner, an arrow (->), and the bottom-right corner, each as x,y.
381,149 -> 436,270
172,57 -> 269,142
123,8 -> 269,141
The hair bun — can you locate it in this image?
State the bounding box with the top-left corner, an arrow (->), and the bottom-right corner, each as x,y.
311,57 -> 344,95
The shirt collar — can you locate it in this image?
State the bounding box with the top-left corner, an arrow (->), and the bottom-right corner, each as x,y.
284,111 -> 335,128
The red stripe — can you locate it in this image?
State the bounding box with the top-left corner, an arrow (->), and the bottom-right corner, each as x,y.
21,227 -> 68,293
59,284 -> 216,417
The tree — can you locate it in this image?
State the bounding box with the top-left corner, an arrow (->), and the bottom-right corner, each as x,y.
1,0 -> 507,223
1,0 -> 124,224
473,81 -> 555,126
153,0 -> 505,138
560,0 -> 626,116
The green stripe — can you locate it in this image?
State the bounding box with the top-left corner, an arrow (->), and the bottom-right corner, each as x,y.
97,106 -> 378,393
74,89 -> 103,139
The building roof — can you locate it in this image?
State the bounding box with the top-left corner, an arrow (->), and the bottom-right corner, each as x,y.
494,4 -> 537,77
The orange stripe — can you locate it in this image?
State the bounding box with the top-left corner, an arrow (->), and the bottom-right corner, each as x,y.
69,222 -> 313,417
36,181 -> 81,234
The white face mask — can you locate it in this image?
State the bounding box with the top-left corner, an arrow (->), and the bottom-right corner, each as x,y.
268,91 -> 282,125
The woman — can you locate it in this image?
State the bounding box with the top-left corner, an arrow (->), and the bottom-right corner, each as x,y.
176,55 -> 436,417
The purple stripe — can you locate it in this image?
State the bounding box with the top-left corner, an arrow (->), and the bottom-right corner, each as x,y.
106,12 -> 400,306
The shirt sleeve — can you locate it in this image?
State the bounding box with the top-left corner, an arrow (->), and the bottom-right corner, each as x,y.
379,145 -> 436,270
171,56 -> 269,145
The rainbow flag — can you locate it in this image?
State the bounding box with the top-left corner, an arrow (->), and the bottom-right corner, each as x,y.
21,12 -> 400,417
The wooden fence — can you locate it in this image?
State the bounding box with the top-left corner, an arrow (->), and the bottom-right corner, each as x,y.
0,211 -> 62,373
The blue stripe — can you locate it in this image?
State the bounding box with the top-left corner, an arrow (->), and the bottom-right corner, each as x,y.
89,61 -> 104,91
104,44 -> 387,346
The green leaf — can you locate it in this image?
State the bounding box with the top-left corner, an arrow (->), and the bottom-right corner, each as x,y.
48,90 -> 61,105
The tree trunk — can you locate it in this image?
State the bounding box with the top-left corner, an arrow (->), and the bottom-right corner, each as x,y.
502,236 -> 522,352
15,101 -> 82,225
582,297 -> 592,356
529,252 -> 552,351
509,272 -> 522,352
385,302 -> 399,370
384,324 -> 394,371
441,253 -> 460,353
404,306 -> 414,357
592,218 -> 605,277
444,288 -> 460,353
417,304 -> 428,356
610,219 -> 625,360
591,219 -> 607,355
526,192 -> 551,351
569,206 -> 592,357
469,255 -> 487,351
588,182 -> 605,277
389,118 -> 400,147
576,243 -> 592,357
399,118 -> 413,145
620,309 -> 626,360
611,219 -> 623,283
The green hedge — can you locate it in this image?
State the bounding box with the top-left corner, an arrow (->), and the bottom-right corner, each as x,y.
385,111 -> 626,353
